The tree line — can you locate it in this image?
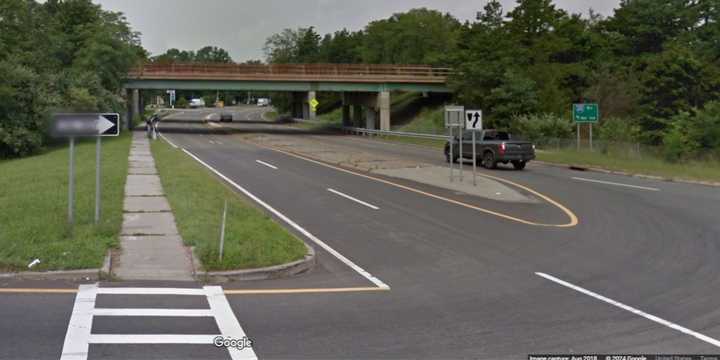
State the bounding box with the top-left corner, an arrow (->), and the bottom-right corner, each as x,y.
0,0 -> 145,158
261,1 -> 720,160
2,0 -> 718,160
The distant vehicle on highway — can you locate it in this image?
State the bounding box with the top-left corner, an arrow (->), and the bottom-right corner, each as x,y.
189,98 -> 205,108
444,130 -> 535,170
220,112 -> 233,122
257,98 -> 270,107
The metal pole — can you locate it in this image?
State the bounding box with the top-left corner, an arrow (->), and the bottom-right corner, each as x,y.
472,131 -> 477,186
218,199 -> 228,262
589,123 -> 593,151
449,126 -> 454,182
95,137 -> 102,224
68,137 -> 75,226
576,123 -> 580,151
459,127 -> 464,180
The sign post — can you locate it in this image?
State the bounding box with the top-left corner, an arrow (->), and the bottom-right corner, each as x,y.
573,103 -> 599,151
166,90 -> 176,109
444,106 -> 464,183
465,110 -> 483,186
52,113 -> 120,226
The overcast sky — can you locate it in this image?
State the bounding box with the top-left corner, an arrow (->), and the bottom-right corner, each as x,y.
93,0 -> 621,62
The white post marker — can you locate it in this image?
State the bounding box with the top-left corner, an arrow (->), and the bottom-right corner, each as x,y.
465,110 -> 482,187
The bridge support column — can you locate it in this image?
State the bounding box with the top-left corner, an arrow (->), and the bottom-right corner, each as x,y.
129,89 -> 140,130
352,105 -> 363,127
302,91 -> 316,120
341,93 -> 351,127
378,91 -> 391,131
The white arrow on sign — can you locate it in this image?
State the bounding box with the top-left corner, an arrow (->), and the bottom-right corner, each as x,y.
95,115 -> 115,135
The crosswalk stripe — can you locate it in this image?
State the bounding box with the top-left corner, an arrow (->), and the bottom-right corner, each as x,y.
96,287 -> 206,295
88,334 -> 218,344
92,308 -> 213,317
205,286 -> 257,359
60,284 -> 97,360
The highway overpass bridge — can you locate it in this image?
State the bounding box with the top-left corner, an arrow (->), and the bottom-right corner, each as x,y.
124,63 -> 452,131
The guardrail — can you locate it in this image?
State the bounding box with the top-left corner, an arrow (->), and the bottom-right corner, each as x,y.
342,127 -> 450,141
128,63 -> 452,83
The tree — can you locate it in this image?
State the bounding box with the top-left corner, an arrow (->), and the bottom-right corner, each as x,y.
195,46 -> 233,63
361,8 -> 461,65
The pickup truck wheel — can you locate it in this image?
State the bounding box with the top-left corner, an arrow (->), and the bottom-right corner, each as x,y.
512,160 -> 526,170
482,152 -> 496,169
445,151 -> 459,163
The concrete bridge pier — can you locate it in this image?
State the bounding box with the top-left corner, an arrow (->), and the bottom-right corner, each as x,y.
291,91 -> 317,120
126,89 -> 141,130
342,91 -> 391,131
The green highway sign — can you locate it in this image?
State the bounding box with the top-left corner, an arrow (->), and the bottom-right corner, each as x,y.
573,103 -> 599,123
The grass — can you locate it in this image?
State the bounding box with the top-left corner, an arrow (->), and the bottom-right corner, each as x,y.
151,139 -> 307,271
263,111 -> 279,121
0,134 -> 131,271
537,149 -> 720,183
396,107 -> 445,134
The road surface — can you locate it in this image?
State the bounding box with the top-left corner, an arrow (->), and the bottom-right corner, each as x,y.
1,106 -> 719,359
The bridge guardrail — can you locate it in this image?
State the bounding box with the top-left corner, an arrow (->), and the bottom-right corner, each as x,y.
342,127 -> 450,141
128,63 -> 452,83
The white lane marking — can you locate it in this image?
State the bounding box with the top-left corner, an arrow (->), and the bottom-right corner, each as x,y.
181,148 -> 390,290
328,188 -> 380,210
60,284 -> 97,360
536,272 -> 720,348
255,160 -> 278,170
92,308 -> 213,317
571,177 -> 660,191
209,140 -> 216,144
215,140 -> 224,145
205,286 -> 257,359
208,121 -> 222,128
88,334 -> 218,344
96,287 -> 206,295
159,132 -> 178,148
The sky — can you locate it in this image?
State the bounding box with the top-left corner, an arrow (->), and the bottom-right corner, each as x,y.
94,0 -> 621,62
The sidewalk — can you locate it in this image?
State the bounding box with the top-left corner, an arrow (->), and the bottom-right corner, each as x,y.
113,131 -> 194,281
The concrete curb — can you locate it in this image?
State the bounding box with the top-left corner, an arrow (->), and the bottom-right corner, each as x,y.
0,250 -> 113,281
534,160 -> 720,188
192,242 -> 316,282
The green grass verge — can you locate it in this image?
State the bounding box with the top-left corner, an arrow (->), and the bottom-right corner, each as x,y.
537,149 -> 720,183
396,107 -> 445,134
0,135 -> 131,271
151,139 -> 307,271
263,111 -> 279,121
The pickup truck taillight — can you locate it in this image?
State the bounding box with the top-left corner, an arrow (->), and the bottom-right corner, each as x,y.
499,142 -> 506,154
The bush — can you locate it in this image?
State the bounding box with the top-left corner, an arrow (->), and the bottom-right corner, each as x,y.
597,117 -> 641,143
0,61 -> 50,158
662,101 -> 720,161
510,113 -> 573,142
176,97 -> 189,108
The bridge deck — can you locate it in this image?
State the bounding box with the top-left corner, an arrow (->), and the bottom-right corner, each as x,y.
128,63 -> 451,84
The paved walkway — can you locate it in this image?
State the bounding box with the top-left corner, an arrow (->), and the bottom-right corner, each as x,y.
114,131 -> 194,281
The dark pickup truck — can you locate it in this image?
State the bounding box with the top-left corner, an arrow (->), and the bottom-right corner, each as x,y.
444,130 -> 535,170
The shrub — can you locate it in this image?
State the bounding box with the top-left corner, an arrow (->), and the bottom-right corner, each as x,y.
662,101 -> 720,161
176,97 -> 189,108
510,113 -> 573,142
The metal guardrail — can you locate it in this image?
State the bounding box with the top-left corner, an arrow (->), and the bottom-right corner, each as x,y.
342,127 -> 450,141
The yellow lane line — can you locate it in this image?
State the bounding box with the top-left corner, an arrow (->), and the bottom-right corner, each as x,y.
0,287 -> 388,295
0,288 -> 78,294
257,144 -> 579,228
223,287 -> 389,295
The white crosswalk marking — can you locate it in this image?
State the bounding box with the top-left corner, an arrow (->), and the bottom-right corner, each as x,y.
60,284 -> 257,360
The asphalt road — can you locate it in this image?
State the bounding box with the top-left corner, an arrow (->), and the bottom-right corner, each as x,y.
2,105 -> 720,359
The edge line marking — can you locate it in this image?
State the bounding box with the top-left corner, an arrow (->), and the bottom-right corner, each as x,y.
571,177 -> 660,191
536,272 -> 720,348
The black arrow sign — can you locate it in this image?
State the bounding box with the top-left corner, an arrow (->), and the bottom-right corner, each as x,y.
473,112 -> 480,128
